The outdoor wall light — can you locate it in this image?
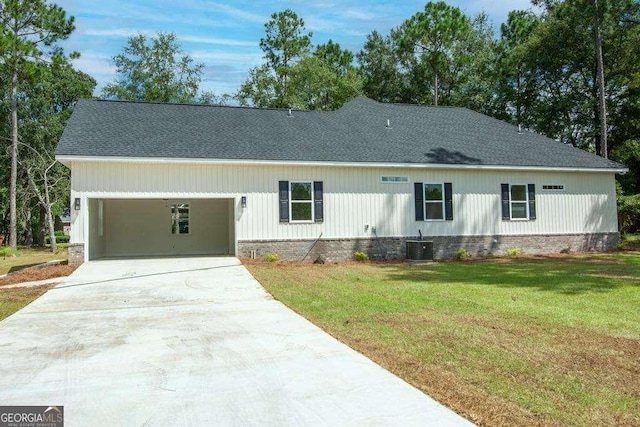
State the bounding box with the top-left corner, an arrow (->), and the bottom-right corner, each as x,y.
74,198 -> 81,210
241,196 -> 247,208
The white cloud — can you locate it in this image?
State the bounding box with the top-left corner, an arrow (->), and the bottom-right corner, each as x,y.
72,53 -> 116,77
190,51 -> 263,65
181,35 -> 256,47
207,2 -> 266,24
84,28 -> 154,38
342,9 -> 378,20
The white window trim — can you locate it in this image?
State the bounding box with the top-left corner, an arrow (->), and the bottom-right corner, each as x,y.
289,181 -> 314,223
509,184 -> 530,221
424,183 -> 446,222
171,203 -> 191,235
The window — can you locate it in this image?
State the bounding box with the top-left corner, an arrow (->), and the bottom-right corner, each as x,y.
501,184 -> 536,221
381,176 -> 409,183
290,182 -> 313,222
279,181 -> 323,223
171,203 -> 190,234
424,184 -> 445,220
510,185 -> 528,219
414,182 -> 453,221
542,184 -> 564,191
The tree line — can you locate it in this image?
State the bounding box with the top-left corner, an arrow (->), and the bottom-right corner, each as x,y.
2,0 -> 639,251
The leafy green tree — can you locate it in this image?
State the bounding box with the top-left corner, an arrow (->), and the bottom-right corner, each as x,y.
17,59 -> 95,250
396,1 -> 472,105
288,56 -> 335,110
0,0 -> 76,250
525,0 -> 640,159
357,31 -> 405,103
359,3 -> 496,108
238,11 -> 359,110
197,91 -> 233,106
102,32 -> 203,103
494,10 -> 542,126
314,40 -> 354,77
449,12 -> 498,114
288,41 -> 361,110
238,9 -> 312,108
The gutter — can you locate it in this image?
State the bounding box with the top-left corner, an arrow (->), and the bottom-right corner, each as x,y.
55,155 -> 628,174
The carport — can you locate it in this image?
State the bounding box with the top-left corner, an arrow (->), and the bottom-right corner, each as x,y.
86,198 -> 235,260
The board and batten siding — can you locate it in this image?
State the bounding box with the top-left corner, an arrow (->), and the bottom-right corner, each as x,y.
68,160 -> 618,245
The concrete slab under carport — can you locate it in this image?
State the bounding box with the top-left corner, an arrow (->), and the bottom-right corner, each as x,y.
0,257 -> 472,426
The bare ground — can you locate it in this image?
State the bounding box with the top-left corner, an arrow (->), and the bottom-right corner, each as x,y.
0,264 -> 76,287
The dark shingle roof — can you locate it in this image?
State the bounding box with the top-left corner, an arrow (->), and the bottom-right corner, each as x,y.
56,96 -> 624,170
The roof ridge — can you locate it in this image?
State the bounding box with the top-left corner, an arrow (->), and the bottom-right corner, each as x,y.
82,98 -> 313,113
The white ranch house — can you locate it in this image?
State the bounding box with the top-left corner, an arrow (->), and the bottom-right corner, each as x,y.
55,97 -> 626,264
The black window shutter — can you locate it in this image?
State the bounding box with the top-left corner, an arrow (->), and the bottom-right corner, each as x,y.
414,182 -> 424,221
279,181 -> 289,223
501,184 -> 510,220
314,181 -> 323,223
444,182 -> 453,221
528,183 -> 536,220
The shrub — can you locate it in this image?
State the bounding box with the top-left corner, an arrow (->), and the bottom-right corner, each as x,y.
505,248 -> 522,257
354,251 -> 369,261
54,230 -> 66,236
454,248 -> 470,260
0,247 -> 14,258
616,242 -> 626,251
618,193 -> 640,234
45,235 -> 70,244
264,253 -> 278,262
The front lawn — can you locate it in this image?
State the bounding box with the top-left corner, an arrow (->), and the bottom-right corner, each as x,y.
246,254 -> 640,426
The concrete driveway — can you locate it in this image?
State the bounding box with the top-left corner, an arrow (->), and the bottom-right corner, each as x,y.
0,257 -> 472,426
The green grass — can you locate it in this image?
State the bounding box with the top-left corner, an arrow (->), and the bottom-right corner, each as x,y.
246,254 -> 640,426
0,284 -> 53,321
0,246 -> 67,275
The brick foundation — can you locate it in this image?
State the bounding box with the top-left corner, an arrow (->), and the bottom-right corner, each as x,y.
238,233 -> 620,262
68,232 -> 620,265
67,243 -> 85,266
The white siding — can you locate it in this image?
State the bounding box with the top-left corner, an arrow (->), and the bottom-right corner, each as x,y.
68,161 -> 618,247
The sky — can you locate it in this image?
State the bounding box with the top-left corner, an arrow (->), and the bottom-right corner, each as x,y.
54,0 -> 539,97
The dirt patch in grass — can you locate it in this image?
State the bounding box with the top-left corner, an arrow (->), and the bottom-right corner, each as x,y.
0,264 -> 76,287
240,257 -> 405,267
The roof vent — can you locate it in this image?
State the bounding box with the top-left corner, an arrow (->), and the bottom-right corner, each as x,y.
386,119 -> 392,129
288,108 -> 293,117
